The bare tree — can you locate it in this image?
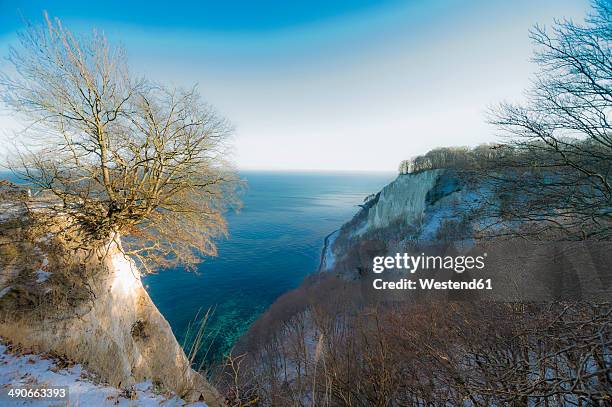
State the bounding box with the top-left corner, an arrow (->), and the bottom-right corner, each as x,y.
397,145 -> 509,175
231,294 -> 611,406
486,0 -> 611,240
0,14 -> 241,271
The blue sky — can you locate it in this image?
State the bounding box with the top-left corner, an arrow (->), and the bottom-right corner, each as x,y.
0,1 -> 403,34
0,0 -> 589,171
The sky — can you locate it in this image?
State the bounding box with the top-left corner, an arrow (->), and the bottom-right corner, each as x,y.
0,0 -> 590,171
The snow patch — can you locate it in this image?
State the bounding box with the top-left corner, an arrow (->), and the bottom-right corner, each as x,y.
34,233 -> 54,243
35,256 -> 50,283
0,342 -> 207,406
0,286 -> 11,299
0,203 -> 24,222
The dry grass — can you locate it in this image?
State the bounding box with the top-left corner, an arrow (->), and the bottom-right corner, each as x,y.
0,214 -> 98,324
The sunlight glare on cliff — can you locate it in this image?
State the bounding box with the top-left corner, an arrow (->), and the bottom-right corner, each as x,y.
111,252 -> 141,295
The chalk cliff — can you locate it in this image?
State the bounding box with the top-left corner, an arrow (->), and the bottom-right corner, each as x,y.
0,220 -> 222,406
317,169 -> 608,299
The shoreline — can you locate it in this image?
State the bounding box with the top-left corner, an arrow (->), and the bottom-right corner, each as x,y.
318,228 -> 339,272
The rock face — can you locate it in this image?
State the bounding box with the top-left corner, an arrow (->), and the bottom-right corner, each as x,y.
0,231 -> 221,406
319,169 -> 610,299
322,169 -> 462,275
360,170 -> 442,233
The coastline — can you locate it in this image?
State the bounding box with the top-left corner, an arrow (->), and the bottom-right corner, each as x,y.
318,228 -> 339,272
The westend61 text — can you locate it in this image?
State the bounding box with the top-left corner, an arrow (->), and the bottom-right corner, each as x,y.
373,278 -> 493,290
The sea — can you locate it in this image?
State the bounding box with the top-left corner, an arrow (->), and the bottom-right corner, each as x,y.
143,171 -> 394,364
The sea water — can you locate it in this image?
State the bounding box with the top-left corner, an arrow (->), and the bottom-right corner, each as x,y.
143,171 -> 394,364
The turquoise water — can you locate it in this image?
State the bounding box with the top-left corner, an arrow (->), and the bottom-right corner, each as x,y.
142,171 -> 394,364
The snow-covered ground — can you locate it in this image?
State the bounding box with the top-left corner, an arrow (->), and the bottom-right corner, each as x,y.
0,203 -> 24,222
0,343 -> 208,406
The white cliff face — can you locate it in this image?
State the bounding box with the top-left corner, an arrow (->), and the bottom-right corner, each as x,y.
323,170 -> 452,276
0,235 -> 222,406
359,170 -> 442,234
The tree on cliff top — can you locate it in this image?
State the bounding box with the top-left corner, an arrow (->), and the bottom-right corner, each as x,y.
0,14 -> 241,271
486,0 -> 611,240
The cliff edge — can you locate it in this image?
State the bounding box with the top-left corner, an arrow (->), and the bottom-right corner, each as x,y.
0,216 -> 222,406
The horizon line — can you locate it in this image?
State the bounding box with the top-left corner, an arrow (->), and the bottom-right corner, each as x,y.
236,167 -> 397,173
